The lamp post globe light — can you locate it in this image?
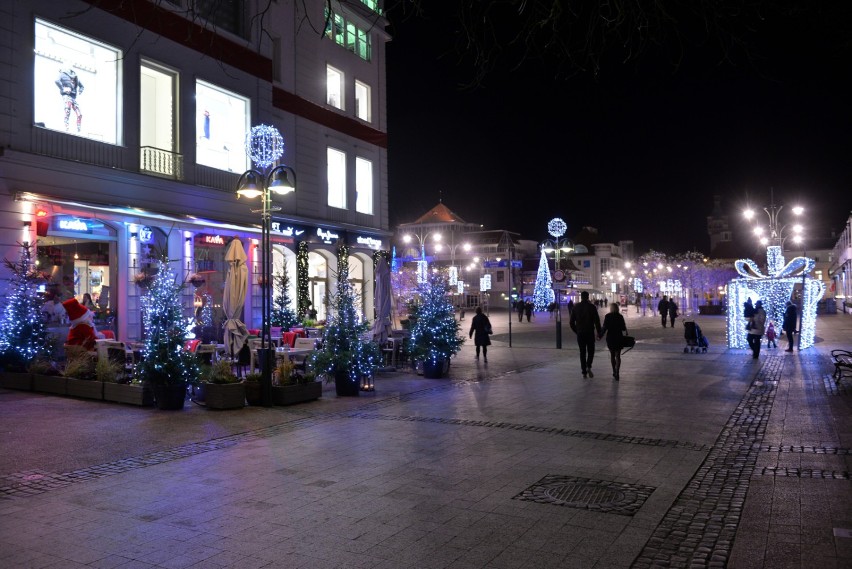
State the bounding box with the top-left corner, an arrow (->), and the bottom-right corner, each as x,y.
236,124 -> 296,406
403,230 -> 441,283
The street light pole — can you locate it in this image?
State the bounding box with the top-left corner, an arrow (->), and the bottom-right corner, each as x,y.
236,125 -> 296,407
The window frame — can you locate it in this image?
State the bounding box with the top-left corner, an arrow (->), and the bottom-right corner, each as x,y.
354,80 -> 371,122
355,156 -> 373,215
326,65 -> 344,110
327,147 -> 347,210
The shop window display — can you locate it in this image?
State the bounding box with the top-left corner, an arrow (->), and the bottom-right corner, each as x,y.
195,80 -> 250,173
33,19 -> 121,144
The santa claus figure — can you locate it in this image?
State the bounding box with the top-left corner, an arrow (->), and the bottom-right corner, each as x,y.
62,297 -> 104,350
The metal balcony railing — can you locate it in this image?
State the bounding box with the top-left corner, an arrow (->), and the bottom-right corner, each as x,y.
140,146 -> 184,180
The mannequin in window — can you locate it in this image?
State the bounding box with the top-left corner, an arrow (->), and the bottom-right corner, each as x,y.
55,67 -> 84,132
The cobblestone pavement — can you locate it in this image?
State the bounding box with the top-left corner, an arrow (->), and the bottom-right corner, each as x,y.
0,309 -> 850,568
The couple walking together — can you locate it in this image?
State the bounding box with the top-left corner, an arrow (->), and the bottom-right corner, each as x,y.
569,291 -> 628,380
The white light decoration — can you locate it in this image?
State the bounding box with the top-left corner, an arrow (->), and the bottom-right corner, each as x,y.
448,266 -> 458,285
548,218 -> 567,238
480,274 -> 491,291
416,260 -> 429,284
457,280 -> 464,295
633,278 -> 643,293
245,124 -> 284,168
726,246 -> 825,349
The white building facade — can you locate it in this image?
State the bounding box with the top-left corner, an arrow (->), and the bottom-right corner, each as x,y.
0,0 -> 391,342
829,213 -> 852,314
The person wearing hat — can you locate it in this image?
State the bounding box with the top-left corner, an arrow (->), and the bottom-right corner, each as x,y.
62,297 -> 104,350
746,299 -> 766,359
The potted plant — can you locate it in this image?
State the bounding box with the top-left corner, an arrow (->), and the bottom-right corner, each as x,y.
28,357 -> 63,394
136,258 -> 199,410
243,372 -> 263,406
308,266 -> 379,396
198,360 -> 245,410
272,360 -> 321,405
407,276 -> 465,379
64,353 -> 103,399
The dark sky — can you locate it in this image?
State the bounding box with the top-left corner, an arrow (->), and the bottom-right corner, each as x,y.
385,4 -> 852,254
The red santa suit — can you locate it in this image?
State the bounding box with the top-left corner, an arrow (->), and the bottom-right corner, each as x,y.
62,298 -> 104,351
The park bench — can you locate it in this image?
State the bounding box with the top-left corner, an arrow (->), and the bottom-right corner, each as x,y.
831,349 -> 852,381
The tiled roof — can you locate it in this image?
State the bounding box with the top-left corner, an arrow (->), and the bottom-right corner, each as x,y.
412,203 -> 466,224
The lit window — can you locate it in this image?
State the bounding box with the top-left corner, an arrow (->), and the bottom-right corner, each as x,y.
195,80 -> 249,173
140,61 -> 178,177
355,157 -> 372,214
327,65 -> 343,109
355,81 -> 371,122
327,147 -> 346,209
34,19 -> 122,144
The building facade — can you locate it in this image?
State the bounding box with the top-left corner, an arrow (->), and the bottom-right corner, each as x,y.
829,213 -> 852,314
0,0 -> 391,342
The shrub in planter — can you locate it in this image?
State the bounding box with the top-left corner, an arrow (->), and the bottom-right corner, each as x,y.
64,354 -> 102,399
244,372 -> 263,405
199,360 -> 244,410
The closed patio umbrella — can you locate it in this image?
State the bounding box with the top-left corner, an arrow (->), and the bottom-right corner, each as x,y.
222,238 -> 249,360
372,257 -> 393,344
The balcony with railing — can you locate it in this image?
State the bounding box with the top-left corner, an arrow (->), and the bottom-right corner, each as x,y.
140,146 -> 184,180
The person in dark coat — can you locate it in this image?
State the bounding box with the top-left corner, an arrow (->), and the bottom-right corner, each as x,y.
569,290 -> 602,378
668,298 -> 678,328
566,299 -> 574,316
782,301 -> 797,352
658,295 -> 669,328
524,300 -> 533,322
599,303 -> 628,380
516,298 -> 525,322
468,306 -> 492,361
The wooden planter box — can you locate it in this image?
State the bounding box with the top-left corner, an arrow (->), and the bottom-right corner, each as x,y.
33,374 -> 67,395
201,382 -> 245,410
66,378 -> 104,400
0,372 -> 32,391
244,382 -> 262,406
273,381 -> 322,405
103,382 -> 154,406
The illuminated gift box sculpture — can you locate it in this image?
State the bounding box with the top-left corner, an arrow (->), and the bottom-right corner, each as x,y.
726,246 -> 825,349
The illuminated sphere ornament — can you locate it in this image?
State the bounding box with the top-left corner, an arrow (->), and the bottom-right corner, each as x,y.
548,218 -> 567,238
245,124 -> 284,168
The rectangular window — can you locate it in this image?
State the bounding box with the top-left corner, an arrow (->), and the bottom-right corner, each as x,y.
140,61 -> 178,177
326,65 -> 343,109
34,19 -> 122,144
357,29 -> 371,61
323,8 -> 372,61
327,148 -> 347,209
346,22 -> 357,53
195,80 -> 249,173
355,157 -> 372,214
355,81 -> 371,122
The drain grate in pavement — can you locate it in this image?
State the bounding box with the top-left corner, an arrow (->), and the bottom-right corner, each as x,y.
754,467 -> 851,479
513,474 -> 655,516
759,445 -> 850,455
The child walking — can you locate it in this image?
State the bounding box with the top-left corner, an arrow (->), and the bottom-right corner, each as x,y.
766,321 -> 777,349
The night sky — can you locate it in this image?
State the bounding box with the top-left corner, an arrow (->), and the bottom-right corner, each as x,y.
385,4 -> 852,254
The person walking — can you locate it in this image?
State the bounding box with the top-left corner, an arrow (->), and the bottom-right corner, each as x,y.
469,306 -> 492,362
566,299 -> 574,317
782,301 -> 797,352
766,321 -> 777,349
747,300 -> 766,359
569,290 -> 602,378
516,298 -> 525,322
668,298 -> 678,328
641,295 -> 647,316
599,303 -> 628,380
524,300 -> 533,322
658,295 -> 669,328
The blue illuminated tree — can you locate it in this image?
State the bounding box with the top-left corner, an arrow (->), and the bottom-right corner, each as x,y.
533,249 -> 555,312
136,259 -> 199,386
408,275 -> 464,364
0,242 -> 49,371
271,267 -> 298,330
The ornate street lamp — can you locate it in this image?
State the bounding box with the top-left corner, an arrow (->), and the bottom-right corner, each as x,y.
403,230 -> 441,283
236,124 -> 296,406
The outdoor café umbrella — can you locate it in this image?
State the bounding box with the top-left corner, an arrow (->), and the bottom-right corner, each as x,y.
222,237 -> 249,359
371,256 -> 393,344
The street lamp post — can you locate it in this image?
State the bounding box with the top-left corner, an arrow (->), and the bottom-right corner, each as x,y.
743,191 -> 805,348
544,218 -> 572,349
403,230 -> 441,283
236,125 -> 296,406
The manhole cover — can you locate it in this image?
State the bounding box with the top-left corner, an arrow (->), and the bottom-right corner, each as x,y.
514,474 -> 655,516
545,483 -> 626,506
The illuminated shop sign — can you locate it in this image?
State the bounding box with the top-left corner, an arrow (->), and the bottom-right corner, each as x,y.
354,235 -> 383,250
138,226 -> 153,243
316,227 -> 340,244
198,234 -> 225,246
53,216 -> 91,233
271,223 -> 306,237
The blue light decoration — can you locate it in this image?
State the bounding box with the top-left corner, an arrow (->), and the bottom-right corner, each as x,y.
726,246 -> 825,349
633,277 -> 644,293
0,242 -> 49,369
533,249 -> 555,311
416,260 -> 428,284
548,217 -> 567,238
245,124 -> 284,168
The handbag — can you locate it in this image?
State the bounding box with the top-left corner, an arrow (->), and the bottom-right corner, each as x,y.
620,335 -> 636,349
485,324 -> 493,335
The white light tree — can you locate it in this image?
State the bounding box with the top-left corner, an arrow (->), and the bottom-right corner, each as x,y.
532,249 -> 554,312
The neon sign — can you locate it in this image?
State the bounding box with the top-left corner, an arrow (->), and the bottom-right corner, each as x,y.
57,218 -> 89,232
201,235 -> 225,246
317,228 -> 340,244
355,236 -> 382,250
271,223 -> 305,237
138,226 -> 153,243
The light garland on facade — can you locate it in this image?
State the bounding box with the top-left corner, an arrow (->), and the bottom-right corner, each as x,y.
296,241 -> 309,317
726,246 -> 824,349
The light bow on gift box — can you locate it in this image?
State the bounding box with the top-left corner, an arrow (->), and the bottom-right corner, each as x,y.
726,246 -> 825,349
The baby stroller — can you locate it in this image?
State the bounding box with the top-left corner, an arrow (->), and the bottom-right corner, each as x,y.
683,320 -> 709,353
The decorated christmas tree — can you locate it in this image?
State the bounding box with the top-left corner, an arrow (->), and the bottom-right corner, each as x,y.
136,259 -> 199,385
0,242 -> 49,371
309,263 -> 379,390
271,266 -> 299,330
533,249 -> 555,312
408,275 -> 464,365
